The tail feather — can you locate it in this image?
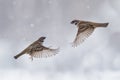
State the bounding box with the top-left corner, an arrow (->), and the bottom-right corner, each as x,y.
94,23 -> 109,27
14,52 -> 25,59
14,49 -> 27,59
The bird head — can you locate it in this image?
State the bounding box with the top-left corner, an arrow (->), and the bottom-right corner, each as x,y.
71,20 -> 80,25
38,37 -> 46,42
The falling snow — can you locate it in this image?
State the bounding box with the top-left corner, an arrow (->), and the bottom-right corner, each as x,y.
0,0 -> 120,80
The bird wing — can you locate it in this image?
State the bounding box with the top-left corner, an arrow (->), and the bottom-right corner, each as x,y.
29,45 -> 59,59
72,24 -> 94,47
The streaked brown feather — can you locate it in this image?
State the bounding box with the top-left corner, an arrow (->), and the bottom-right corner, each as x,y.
72,24 -> 94,47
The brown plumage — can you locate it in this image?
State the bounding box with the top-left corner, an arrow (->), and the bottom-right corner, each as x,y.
14,37 -> 59,60
71,20 -> 109,47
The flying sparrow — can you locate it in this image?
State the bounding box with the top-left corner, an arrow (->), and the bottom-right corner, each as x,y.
14,37 -> 59,60
71,20 -> 109,47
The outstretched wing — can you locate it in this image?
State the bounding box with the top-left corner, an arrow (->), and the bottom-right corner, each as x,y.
29,45 -> 59,59
72,24 -> 94,47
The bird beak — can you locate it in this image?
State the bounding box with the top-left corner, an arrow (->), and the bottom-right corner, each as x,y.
38,37 -> 46,42
71,20 -> 75,24
43,37 -> 46,39
71,20 -> 79,25
42,37 -> 46,42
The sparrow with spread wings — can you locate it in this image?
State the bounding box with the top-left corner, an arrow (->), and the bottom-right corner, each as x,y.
14,37 -> 59,60
71,20 -> 109,47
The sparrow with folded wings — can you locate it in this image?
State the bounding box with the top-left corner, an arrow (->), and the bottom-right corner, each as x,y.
14,37 -> 59,60
71,20 -> 109,47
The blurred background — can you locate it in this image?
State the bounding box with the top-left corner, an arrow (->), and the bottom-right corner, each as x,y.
0,0 -> 120,80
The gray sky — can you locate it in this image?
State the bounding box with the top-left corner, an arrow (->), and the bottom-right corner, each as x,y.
0,0 -> 120,80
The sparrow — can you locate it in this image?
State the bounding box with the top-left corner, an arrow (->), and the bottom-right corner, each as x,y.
14,37 -> 59,60
71,20 -> 109,47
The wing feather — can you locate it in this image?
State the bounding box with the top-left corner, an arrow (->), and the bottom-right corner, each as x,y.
29,46 -> 59,59
72,25 -> 94,47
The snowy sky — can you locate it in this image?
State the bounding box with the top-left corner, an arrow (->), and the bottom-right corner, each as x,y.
0,0 -> 120,80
